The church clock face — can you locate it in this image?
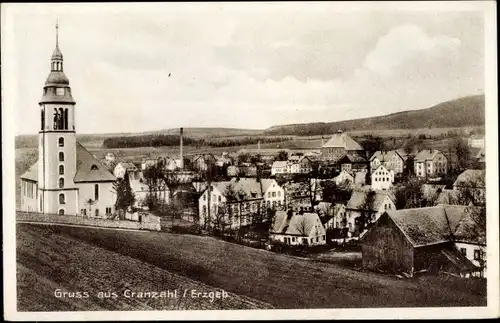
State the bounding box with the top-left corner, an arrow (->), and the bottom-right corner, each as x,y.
56,87 -> 65,96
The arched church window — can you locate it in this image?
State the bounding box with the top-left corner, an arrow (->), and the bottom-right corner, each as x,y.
58,137 -> 64,147
91,165 -> 98,170
59,209 -> 65,215
59,193 -> 65,205
64,108 -> 68,130
59,108 -> 65,130
59,165 -> 64,175
41,109 -> 45,130
59,177 -> 64,188
94,184 -> 99,200
59,152 -> 64,161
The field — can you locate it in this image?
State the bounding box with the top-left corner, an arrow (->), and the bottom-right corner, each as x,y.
17,223 -> 487,310
17,224 -> 273,311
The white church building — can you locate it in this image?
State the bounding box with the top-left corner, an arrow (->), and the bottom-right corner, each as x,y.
20,25 -> 117,217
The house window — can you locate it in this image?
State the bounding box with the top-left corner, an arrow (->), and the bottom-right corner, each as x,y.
59,177 -> 64,188
59,165 -> 64,175
316,237 -> 319,242
58,137 -> 64,147
59,193 -> 65,205
474,249 -> 482,260
460,248 -> 467,256
218,196 -> 221,202
81,209 -> 87,216
292,237 -> 296,242
203,194 -> 206,201
95,209 -> 99,217
58,209 -> 64,215
94,184 -> 99,200
277,191 -> 281,197
272,192 -> 276,198
106,207 -> 112,214
268,192 -> 271,198
59,152 -> 64,161
203,205 -> 207,215
91,165 -> 98,170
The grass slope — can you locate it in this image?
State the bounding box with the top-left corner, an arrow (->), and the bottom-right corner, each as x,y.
17,224 -> 273,311
25,224 -> 487,309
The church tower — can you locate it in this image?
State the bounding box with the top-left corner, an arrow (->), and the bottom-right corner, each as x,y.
38,23 -> 78,215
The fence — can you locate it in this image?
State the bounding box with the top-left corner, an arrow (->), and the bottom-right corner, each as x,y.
16,211 -> 161,231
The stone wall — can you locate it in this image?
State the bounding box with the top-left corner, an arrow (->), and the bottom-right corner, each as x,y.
16,211 -> 161,231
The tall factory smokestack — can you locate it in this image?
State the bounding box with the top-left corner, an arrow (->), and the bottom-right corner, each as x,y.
179,127 -> 184,170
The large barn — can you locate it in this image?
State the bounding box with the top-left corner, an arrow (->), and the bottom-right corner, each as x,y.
361,205 -> 485,277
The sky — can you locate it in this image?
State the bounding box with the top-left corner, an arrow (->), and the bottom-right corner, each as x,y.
5,3 -> 486,135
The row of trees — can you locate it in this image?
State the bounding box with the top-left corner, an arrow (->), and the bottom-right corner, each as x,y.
102,134 -> 292,149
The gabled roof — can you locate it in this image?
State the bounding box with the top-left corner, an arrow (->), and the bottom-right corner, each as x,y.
340,152 -> 367,163
260,178 -> 280,193
117,162 -> 138,171
20,161 -> 39,182
370,150 -> 406,162
321,131 -> 363,150
346,191 -> 394,211
453,169 -> 485,188
229,178 -> 263,200
387,205 -> 485,247
271,211 -> 325,236
74,143 -> 116,182
414,149 -> 445,162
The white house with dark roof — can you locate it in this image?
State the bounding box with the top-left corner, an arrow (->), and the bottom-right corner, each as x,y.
113,162 -> 140,180
260,178 -> 285,210
370,150 -> 407,174
269,211 -> 327,246
414,149 -> 448,178
271,161 -> 288,175
370,164 -> 395,190
468,134 -> 485,149
20,26 -> 116,217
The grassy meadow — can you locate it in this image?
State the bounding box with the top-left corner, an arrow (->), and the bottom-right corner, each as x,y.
17,223 -> 487,310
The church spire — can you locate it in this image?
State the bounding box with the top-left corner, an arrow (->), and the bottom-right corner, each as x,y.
56,19 -> 59,49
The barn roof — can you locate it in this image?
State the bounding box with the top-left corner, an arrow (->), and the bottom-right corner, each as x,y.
388,205 -> 485,247
414,149 -> 444,162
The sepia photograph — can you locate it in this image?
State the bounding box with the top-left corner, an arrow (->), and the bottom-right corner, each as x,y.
2,1 -> 498,320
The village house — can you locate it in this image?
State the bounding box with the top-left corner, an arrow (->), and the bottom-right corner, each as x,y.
354,171 -> 368,188
260,178 -> 285,210
129,178 -> 170,210
333,169 -> 355,187
287,155 -> 313,174
316,202 -> 346,230
105,152 -> 116,163
271,161 -> 288,176
269,211 -> 327,246
361,205 -> 486,277
141,158 -> 159,171
338,153 -> 368,174
370,164 -> 395,191
192,154 -> 216,172
414,149 -> 448,178
320,130 -> 365,164
370,150 -> 406,174
345,191 -> 396,234
19,31 -> 116,217
468,134 -> 485,149
113,162 -> 140,180
198,178 -> 264,229
215,153 -> 233,167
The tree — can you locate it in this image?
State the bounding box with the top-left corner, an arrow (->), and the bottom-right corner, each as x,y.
276,150 -> 288,161
250,154 -> 262,164
295,215 -> 309,237
356,190 -> 376,234
394,176 -> 433,209
453,137 -> 471,172
113,172 -> 136,219
237,153 -> 251,165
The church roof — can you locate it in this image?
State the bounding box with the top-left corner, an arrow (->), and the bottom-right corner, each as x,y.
74,143 -> 116,182
322,131 -> 363,150
52,45 -> 63,60
20,143 -> 116,184
45,71 -> 69,86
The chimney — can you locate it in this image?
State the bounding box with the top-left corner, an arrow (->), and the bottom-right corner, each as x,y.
179,127 -> 184,170
321,136 -> 324,147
